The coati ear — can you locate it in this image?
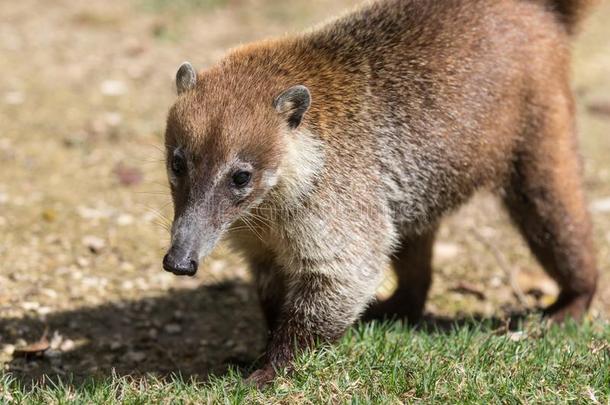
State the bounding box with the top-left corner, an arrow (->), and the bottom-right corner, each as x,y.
176,62 -> 197,95
273,85 -> 311,129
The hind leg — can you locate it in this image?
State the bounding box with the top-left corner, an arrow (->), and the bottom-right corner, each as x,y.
365,227 -> 437,323
503,107 -> 598,321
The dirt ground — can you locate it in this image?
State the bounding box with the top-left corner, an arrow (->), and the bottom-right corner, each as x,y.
1,0 -> 609,384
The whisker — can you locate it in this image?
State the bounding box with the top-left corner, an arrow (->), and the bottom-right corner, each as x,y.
141,204 -> 173,228
240,216 -> 265,244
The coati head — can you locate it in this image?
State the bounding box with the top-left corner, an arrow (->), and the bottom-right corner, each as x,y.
162,62 -> 311,276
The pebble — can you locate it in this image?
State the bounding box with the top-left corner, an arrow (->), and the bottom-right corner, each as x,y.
60,339 -> 75,352
164,324 -> 182,334
489,275 -> 503,288
126,351 -> 146,363
148,328 -> 158,339
100,80 -> 127,96
40,288 -> 58,299
110,341 -> 123,351
21,301 -> 40,311
82,276 -> 108,288
82,235 -> 106,254
1,344 -> 15,356
117,214 -> 134,226
36,306 -> 52,316
77,206 -> 114,220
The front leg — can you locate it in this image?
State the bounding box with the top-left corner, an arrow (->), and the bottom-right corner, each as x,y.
251,259 -> 286,332
247,265 -> 380,386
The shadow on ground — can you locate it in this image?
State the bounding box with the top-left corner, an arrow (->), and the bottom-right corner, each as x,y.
1,280 -> 266,387
1,279 -> 536,388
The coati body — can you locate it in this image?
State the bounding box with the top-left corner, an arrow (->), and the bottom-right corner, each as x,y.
163,0 -> 598,385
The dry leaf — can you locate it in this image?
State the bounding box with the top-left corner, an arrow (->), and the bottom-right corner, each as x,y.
14,329 -> 50,358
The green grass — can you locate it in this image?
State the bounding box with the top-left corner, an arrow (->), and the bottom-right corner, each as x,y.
2,320 -> 609,404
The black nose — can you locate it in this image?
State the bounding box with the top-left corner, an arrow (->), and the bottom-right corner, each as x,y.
163,249 -> 198,276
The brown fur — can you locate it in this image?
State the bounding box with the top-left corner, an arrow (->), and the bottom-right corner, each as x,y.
549,0 -> 597,33
163,0 -> 598,386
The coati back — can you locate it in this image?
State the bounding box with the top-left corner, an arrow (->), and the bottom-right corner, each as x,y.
162,0 -> 598,385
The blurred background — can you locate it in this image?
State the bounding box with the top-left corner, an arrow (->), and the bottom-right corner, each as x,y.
0,0 -> 608,383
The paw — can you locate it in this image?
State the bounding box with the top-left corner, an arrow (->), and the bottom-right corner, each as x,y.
362,294 -> 425,324
245,366 -> 276,388
543,292 -> 592,323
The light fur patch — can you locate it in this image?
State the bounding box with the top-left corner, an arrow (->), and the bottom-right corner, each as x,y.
272,128 -> 325,205
261,169 -> 279,188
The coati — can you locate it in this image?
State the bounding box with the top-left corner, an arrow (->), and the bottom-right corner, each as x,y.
162,0 -> 598,385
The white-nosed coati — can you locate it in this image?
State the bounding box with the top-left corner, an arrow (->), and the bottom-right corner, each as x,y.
162,0 -> 598,386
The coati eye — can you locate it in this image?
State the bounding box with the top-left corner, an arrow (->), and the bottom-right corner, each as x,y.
171,150 -> 187,177
232,170 -> 252,188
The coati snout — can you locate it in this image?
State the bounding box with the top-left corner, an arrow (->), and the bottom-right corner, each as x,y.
163,62 -> 311,276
